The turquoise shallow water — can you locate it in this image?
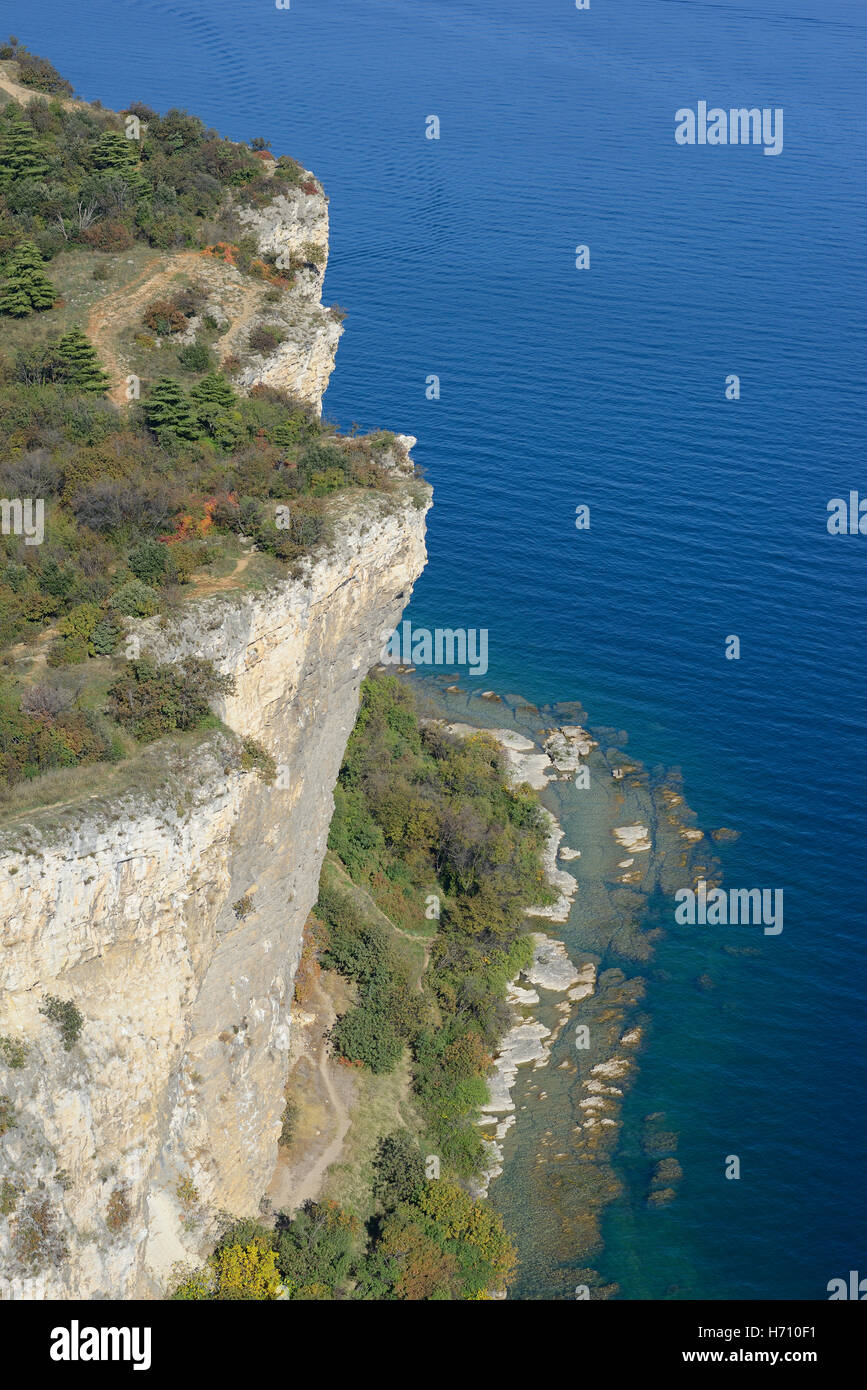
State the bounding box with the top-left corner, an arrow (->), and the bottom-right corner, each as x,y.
13,0 -> 866,1299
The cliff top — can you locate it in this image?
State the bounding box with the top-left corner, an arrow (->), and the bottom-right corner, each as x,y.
0,41 -> 428,817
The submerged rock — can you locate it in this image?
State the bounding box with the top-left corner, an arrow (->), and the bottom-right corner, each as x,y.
613,824 -> 652,853
711,826 -> 740,843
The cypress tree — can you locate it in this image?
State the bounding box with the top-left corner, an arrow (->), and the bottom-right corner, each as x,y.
54,329 -> 110,394
0,240 -> 56,316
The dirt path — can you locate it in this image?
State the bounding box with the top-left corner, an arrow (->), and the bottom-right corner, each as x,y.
326,853 -> 435,969
0,64 -> 85,113
186,550 -> 254,597
281,1029 -> 354,1212
214,277 -> 264,366
86,251 -> 202,406
266,974 -> 357,1217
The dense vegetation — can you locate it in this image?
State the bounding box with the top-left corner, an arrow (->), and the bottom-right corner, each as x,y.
322,674 -> 550,1176
0,37 -> 303,264
173,1161 -> 516,1300
0,46 -> 414,798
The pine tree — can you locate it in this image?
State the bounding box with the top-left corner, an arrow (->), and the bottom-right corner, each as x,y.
0,117 -> 49,186
0,284 -> 32,317
189,372 -> 236,409
54,329 -> 110,394
189,372 -> 243,448
92,131 -> 145,189
0,241 -> 56,316
144,377 -> 199,439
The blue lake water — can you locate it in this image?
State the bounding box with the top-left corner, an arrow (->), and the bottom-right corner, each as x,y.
12,0 -> 866,1299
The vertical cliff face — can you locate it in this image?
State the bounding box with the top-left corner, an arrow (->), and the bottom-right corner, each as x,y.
0,489 -> 429,1299
233,182 -> 344,410
0,164 -> 431,1299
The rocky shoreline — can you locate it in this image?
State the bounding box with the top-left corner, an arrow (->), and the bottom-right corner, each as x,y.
411,680 -> 720,1295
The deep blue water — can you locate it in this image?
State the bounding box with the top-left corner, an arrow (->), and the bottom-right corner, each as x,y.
12,0 -> 865,1299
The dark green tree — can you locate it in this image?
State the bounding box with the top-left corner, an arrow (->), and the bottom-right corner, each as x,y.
0,118 -> 49,186
54,328 -> 110,394
91,130 -> 145,191
189,371 -> 242,447
372,1130 -> 425,1208
144,377 -> 199,440
0,240 -> 55,316
189,372 -> 236,410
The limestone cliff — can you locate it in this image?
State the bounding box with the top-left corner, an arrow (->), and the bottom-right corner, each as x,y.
0,483 -> 429,1299
233,181 -> 343,408
0,157 -> 430,1297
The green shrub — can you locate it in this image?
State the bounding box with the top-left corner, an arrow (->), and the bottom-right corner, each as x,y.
106,656 -> 234,742
109,578 -> 161,617
40,995 -> 84,1050
127,538 -> 171,587
331,1005 -> 402,1075
0,1034 -> 28,1069
177,342 -> 214,373
275,1201 -> 359,1297
239,736 -> 276,784
57,602 -> 100,644
0,1178 -> 18,1215
372,1130 -> 425,1207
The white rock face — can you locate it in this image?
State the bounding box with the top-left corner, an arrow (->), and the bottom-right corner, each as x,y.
0,492 -> 430,1299
481,1022 -> 552,1114
470,932 -> 596,1199
235,184 -> 342,414
237,186 -> 330,290
236,311 -> 343,413
525,934 -> 582,994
